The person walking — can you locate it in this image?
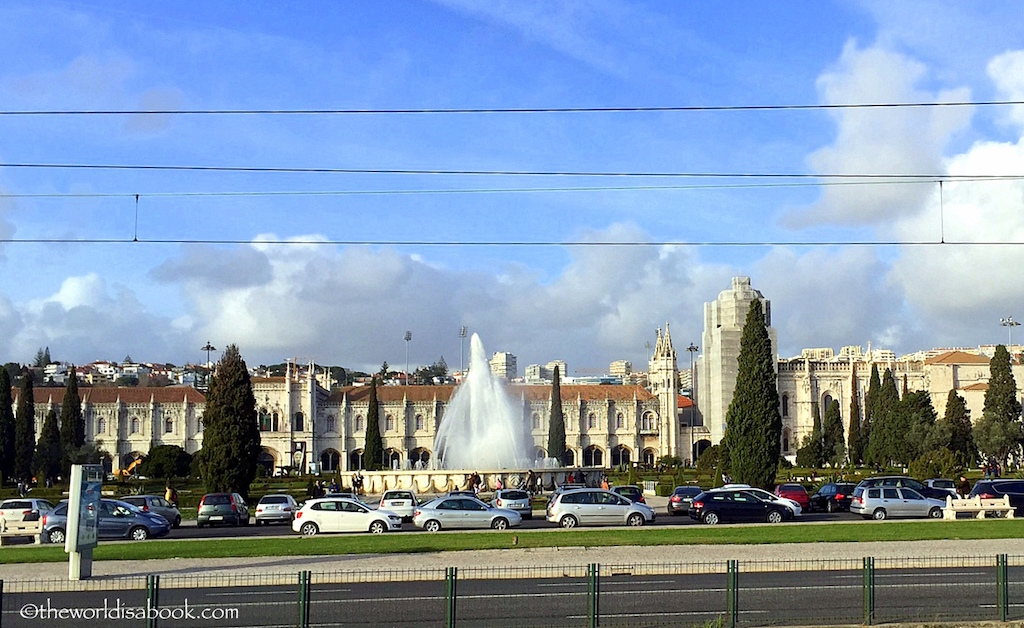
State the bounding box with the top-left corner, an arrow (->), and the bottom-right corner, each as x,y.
957,475 -> 971,498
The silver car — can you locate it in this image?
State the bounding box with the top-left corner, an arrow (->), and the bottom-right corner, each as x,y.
850,485 -> 945,520
121,495 -> 182,528
546,488 -> 655,528
491,489 -> 533,520
413,495 -> 522,531
379,490 -> 418,522
255,494 -> 299,525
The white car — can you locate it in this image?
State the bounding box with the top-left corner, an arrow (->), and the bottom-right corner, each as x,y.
723,484 -> 802,516
0,498 -> 55,528
379,489 -> 417,522
292,497 -> 402,535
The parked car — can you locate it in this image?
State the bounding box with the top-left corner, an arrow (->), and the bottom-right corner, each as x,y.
196,493 -> 250,527
0,498 -> 55,525
689,489 -> 794,525
611,485 -> 646,504
379,490 -> 418,522
850,485 -> 945,520
854,476 -> 952,502
925,478 -> 959,499
724,484 -> 802,516
254,494 -> 300,526
808,482 -> 858,513
491,489 -> 533,519
774,483 -> 811,511
969,479 -> 1024,515
120,495 -> 182,528
293,497 -> 402,535
546,488 -> 655,528
41,499 -> 170,544
414,495 -> 522,531
667,486 -> 703,516
552,483 -> 588,495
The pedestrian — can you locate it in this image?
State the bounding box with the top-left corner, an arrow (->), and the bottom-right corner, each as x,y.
329,479 -> 340,493
600,475 -> 610,490
525,470 -> 536,496
495,477 -> 504,491
17,480 -> 26,497
957,475 -> 971,498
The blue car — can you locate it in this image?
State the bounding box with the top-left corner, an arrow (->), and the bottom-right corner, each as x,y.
41,499 -> 171,544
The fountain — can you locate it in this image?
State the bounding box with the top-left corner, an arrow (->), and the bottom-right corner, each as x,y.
433,333 -> 530,469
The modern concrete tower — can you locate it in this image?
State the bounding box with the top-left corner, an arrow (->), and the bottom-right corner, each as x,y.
697,277 -> 778,445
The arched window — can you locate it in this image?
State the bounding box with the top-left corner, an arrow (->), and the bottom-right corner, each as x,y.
348,449 -> 364,471
642,448 -> 656,467
293,412 -> 304,432
320,449 -> 340,472
822,394 -> 833,413
385,415 -> 395,431
271,412 -> 279,431
782,428 -> 791,453
130,417 -> 140,434
164,418 -> 173,434
587,413 -> 597,429
583,446 -> 603,467
615,413 -> 624,429
534,447 -> 547,461
415,414 -> 425,431
782,394 -> 789,417
259,409 -> 272,432
611,445 -> 631,467
97,417 -> 106,435
355,415 -> 364,432
531,412 -> 541,430
641,412 -> 656,432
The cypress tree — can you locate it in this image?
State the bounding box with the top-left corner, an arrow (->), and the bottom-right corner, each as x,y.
59,365 -> 84,475
862,364 -> 881,465
898,390 -> 937,464
867,369 -> 901,466
197,345 -> 261,499
547,366 -> 566,464
822,399 -> 846,467
363,377 -> 384,471
0,368 -> 15,482
848,375 -> 863,465
14,376 -> 36,481
943,389 -> 975,465
34,409 -> 61,485
975,345 -> 1023,466
725,299 -> 781,489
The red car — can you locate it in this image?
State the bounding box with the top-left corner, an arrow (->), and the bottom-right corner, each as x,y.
774,483 -> 810,511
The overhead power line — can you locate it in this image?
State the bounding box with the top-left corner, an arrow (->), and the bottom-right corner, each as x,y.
0,100 -> 1022,116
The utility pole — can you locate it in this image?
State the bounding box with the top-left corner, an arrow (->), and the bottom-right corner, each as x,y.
200,341 -> 216,390
459,326 -> 467,374
687,343 -> 699,465
405,331 -> 412,385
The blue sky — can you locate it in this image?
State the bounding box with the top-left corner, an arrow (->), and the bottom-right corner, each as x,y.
2,1 -> 1024,375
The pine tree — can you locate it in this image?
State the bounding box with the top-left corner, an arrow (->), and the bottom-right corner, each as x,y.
14,376 -> 36,481
363,377 -> 384,471
943,389 -> 975,465
848,375 -> 863,465
547,366 -> 566,464
197,345 -> 261,498
725,299 -> 781,489
59,365 -> 84,475
862,364 -> 881,465
0,368 -> 15,482
822,399 -> 846,467
34,409 -> 61,485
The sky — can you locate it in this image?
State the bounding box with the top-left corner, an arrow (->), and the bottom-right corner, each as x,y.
2,1 -> 1024,375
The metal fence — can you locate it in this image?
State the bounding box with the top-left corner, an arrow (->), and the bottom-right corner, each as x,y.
2,554 -> 1023,627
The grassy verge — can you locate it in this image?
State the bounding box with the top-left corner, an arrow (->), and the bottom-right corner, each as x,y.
3,519 -> 1024,565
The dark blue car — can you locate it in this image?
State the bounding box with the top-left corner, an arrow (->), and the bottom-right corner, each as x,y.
41,499 -> 171,544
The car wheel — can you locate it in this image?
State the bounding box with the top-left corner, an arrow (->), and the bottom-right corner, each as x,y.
424,520 -> 442,532
129,526 -> 149,541
196,521 -> 205,529
300,522 -> 319,536
491,517 -> 509,530
253,519 -> 261,527
872,508 -> 887,520
559,515 -> 578,529
702,511 -> 720,525
627,513 -> 645,527
173,516 -> 181,528
826,500 -> 835,513
929,507 -> 943,519
369,521 -> 387,534
48,528 -> 66,544
766,510 -> 784,524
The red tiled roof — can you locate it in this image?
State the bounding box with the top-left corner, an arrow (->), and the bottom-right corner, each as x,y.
925,351 -> 990,365
329,384 -> 655,404
962,382 -> 989,392
14,386 -> 205,405
677,395 -> 694,409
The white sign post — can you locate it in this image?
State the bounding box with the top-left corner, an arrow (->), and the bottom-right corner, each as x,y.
66,464 -> 102,580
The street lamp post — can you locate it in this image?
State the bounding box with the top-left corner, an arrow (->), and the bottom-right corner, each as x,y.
686,343 -> 699,466
404,331 -> 412,385
1001,317 -> 1019,347
459,326 -> 467,374
200,341 -> 216,389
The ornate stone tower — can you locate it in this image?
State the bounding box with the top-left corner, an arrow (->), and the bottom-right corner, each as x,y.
648,323 -> 681,460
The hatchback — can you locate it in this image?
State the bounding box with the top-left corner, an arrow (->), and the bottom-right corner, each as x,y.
546,488 -> 655,528
0,498 -> 55,525
491,489 -> 533,519
611,485 -> 646,504
42,499 -> 170,544
293,497 -> 401,535
197,493 -> 250,527
121,495 -> 182,528
969,479 -> 1024,515
808,483 -> 858,513
379,489 -> 418,522
774,483 -> 811,511
255,494 -> 299,525
667,486 -> 703,516
855,475 -> 952,502
850,486 -> 945,520
689,489 -> 793,525
414,496 -> 522,531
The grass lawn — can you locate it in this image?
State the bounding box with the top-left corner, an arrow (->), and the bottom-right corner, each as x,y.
3,519 -> 1024,565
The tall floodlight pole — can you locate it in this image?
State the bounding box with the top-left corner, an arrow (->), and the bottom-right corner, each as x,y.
404,331 -> 412,385
459,326 -> 467,374
1001,317 -> 1019,347
200,341 -> 216,390
687,343 -> 699,465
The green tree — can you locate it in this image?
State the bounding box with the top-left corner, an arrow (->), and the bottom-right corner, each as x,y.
547,366 -> 567,464
725,299 -> 782,489
795,401 -> 824,468
0,368 -> 15,482
139,445 -> 193,480
378,361 -> 389,380
33,347 -> 51,368
363,377 -> 384,471
822,398 -> 846,467
975,345 -> 1023,467
900,390 -> 939,463
942,389 -> 975,465
59,365 -> 84,476
866,369 -> 900,466
197,345 -> 261,498
862,364 -> 881,464
848,378 -> 863,465
14,376 -> 36,481
33,409 -> 62,484
908,447 -> 961,482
